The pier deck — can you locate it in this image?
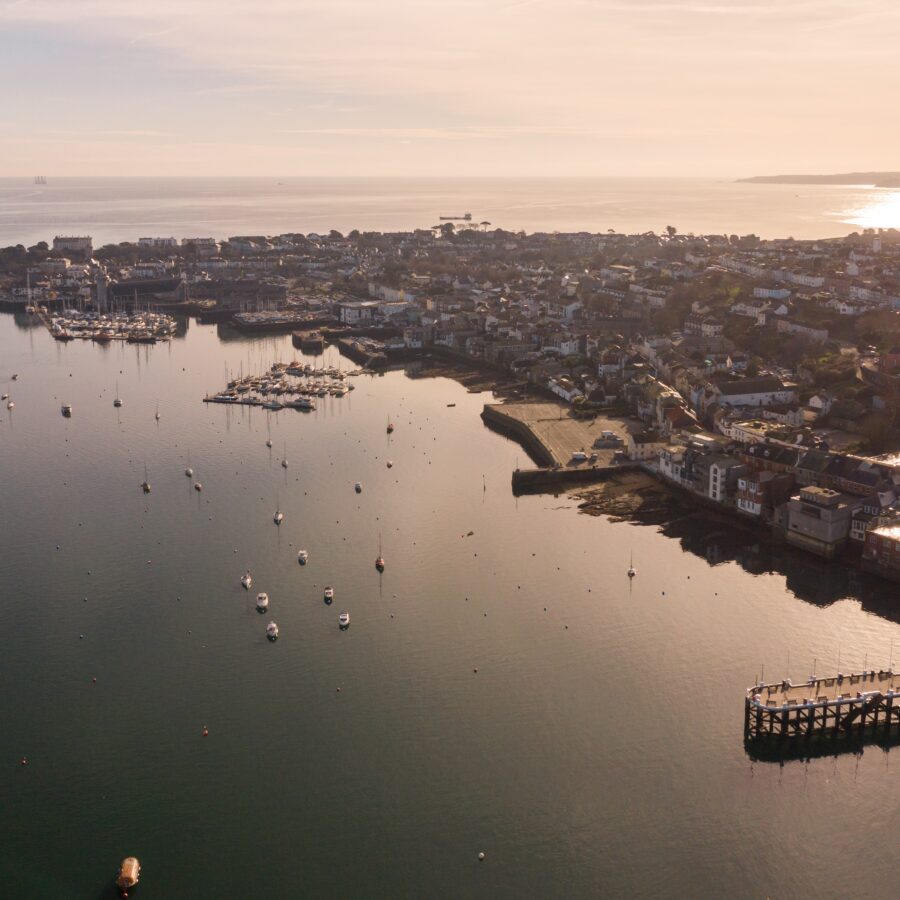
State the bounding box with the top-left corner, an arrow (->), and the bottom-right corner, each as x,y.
745,670 -> 900,743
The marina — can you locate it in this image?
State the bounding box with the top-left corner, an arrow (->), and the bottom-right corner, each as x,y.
35,307 -> 177,343
202,359 -> 362,408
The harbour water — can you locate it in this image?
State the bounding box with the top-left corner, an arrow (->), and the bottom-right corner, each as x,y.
1,176 -> 899,247
2,311 -> 900,899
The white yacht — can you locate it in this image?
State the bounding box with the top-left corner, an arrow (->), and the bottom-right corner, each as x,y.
338,612 -> 350,629
266,621 -> 279,641
241,571 -> 252,589
256,592 -> 269,612
297,549 -> 309,565
324,586 -> 334,603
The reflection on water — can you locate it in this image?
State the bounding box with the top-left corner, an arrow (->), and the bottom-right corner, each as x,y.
841,188 -> 900,230
657,510 -> 900,625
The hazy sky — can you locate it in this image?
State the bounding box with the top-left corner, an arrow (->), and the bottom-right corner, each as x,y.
2,0 -> 899,177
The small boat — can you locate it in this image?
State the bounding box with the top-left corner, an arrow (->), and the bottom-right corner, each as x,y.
266,621 -> 279,641
6,400 -> 14,410
61,403 -> 72,417
386,419 -> 394,434
281,440 -> 288,468
354,482 -> 362,494
115,856 -> 141,894
324,586 -> 334,603
266,439 -> 273,448
194,482 -> 203,492
241,571 -> 252,589
1,393 -> 7,400
338,612 -> 350,629
386,460 -> 393,468
141,463 -> 151,494
627,552 -> 636,579
256,592 -> 269,611
297,549 -> 308,565
154,402 -> 160,421
113,381 -> 123,407
447,403 -> 456,407
375,533 -> 385,572
274,509 -> 283,525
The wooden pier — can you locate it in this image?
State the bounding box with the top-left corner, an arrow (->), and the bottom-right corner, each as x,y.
744,670 -> 900,743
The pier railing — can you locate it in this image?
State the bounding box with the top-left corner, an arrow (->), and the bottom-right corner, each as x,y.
744,670 -> 900,744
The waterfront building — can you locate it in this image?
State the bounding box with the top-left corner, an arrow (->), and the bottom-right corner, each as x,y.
784,486 -> 859,558
861,520 -> 900,581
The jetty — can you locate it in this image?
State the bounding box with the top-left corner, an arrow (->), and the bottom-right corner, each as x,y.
744,670 -> 900,743
481,401 -> 633,493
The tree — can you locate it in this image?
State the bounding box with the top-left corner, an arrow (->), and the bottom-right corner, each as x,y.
665,225 -> 677,238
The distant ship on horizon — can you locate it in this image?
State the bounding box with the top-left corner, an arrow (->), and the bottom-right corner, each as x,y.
34,175 -> 47,185
439,212 -> 472,221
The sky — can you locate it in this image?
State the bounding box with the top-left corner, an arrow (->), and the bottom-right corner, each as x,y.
1,0 -> 900,177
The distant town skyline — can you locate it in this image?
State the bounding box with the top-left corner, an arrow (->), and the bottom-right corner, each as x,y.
2,0 -> 900,177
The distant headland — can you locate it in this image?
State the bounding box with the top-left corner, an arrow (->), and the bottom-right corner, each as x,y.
739,172 -> 900,188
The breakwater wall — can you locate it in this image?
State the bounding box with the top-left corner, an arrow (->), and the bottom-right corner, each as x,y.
480,404 -> 555,467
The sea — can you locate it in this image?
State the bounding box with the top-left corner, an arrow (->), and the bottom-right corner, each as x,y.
1,176 -> 899,247
1,313 -> 899,899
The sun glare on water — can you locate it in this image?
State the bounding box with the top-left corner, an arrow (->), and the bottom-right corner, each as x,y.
841,190 -> 900,230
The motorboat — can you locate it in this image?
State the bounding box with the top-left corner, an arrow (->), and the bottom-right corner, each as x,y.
256,592 -> 269,612
266,621 -> 279,641
194,482 -> 203,492
61,403 -> 72,417
115,857 -> 141,894
386,460 -> 393,468
274,508 -> 284,525
375,555 -> 385,573
627,552 -> 636,579
354,482 -> 362,494
338,612 -> 350,629
241,571 -> 252,589
297,549 -> 308,565
324,586 -> 334,603
6,400 -> 14,410
266,439 -> 273,448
